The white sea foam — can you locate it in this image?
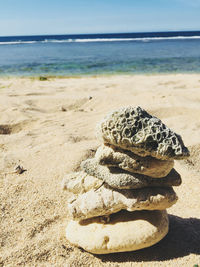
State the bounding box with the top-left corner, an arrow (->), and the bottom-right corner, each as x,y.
0,36 -> 200,45
0,41 -> 38,45
70,36 -> 200,42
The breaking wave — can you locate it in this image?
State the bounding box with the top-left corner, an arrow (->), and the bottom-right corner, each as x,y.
1,35 -> 200,45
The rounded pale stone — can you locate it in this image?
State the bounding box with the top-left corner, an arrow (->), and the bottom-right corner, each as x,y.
81,158 -> 181,189
68,185 -> 177,220
66,210 -> 169,254
95,144 -> 174,178
97,106 -> 189,160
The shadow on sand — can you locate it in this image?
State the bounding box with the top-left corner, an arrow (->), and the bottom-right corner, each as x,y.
96,214 -> 200,263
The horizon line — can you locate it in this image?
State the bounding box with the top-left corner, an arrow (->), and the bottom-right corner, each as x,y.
0,29 -> 200,38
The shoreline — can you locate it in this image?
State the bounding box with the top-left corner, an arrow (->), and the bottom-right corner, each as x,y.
0,71 -> 200,79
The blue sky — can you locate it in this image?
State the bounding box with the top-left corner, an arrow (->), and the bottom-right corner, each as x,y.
0,0 -> 200,36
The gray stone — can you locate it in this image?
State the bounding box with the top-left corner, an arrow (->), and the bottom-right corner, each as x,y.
81,158 -> 181,189
97,106 -> 190,160
95,144 -> 174,178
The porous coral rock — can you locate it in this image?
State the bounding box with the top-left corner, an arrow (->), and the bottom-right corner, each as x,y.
68,185 -> 177,220
95,144 -> 174,178
61,171 -> 103,194
81,158 -> 181,189
66,209 -> 169,254
97,106 -> 190,160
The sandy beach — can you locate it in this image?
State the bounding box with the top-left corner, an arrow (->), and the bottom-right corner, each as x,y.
0,74 -> 200,267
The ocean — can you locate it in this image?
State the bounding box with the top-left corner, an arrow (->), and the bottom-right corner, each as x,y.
0,31 -> 200,77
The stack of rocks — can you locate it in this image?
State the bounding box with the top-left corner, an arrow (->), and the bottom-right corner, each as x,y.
62,106 -> 189,254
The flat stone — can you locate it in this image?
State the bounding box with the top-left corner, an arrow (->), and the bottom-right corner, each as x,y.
66,210 -> 169,254
97,106 -> 189,160
81,158 -> 181,189
61,171 -> 103,194
68,185 -> 177,220
95,144 -> 174,178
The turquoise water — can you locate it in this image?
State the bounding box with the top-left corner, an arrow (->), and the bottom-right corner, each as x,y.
0,32 -> 200,76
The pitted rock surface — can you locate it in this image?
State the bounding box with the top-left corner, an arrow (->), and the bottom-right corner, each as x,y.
61,171 -> 103,194
81,158 -> 181,189
95,144 -> 174,178
68,185 -> 177,220
97,106 -> 189,160
66,210 -> 169,254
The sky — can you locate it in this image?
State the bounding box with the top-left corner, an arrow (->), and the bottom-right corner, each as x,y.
0,0 -> 200,36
